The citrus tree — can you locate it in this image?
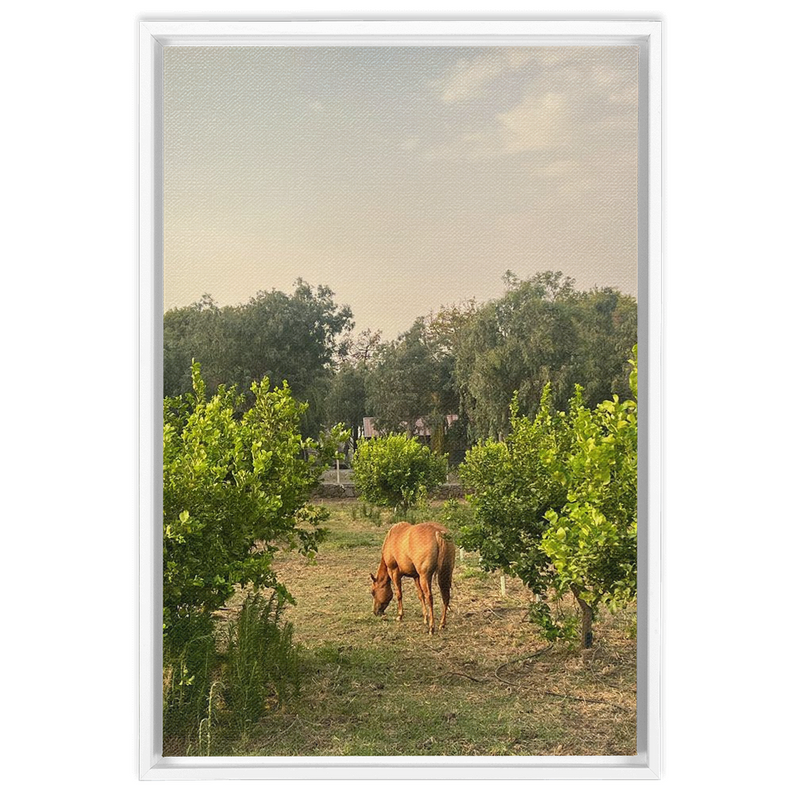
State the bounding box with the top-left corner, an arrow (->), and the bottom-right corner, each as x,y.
163,362 -> 329,638
541,352 -> 638,646
460,348 -> 638,647
458,386 -> 568,596
352,433 -> 448,512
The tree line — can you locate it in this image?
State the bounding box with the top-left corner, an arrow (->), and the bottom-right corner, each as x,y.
161,272 -> 638,744
164,272 -> 637,457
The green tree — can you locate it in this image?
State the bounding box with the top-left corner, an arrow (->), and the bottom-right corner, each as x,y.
326,362 -> 368,453
352,434 -> 448,512
460,348 -> 637,647
541,349 -> 638,647
163,280 -> 354,435
366,318 -> 458,447
163,362 -> 328,637
459,386 -> 568,596
454,272 -> 636,441
164,294 -> 227,396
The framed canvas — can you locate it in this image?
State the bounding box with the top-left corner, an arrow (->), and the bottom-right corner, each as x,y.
139,19 -> 661,780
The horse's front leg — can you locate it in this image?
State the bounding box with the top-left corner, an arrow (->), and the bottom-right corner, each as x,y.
390,571 -> 404,621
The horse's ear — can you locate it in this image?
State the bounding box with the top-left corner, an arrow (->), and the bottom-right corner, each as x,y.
370,573 -> 376,582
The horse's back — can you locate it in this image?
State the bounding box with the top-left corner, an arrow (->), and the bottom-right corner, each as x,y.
383,522 -> 452,578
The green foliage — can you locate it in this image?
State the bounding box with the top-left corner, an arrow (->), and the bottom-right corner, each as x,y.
222,592 -> 300,729
326,363 -> 368,452
461,347 -> 638,644
388,499 -> 433,525
163,362 -> 328,636
352,434 -> 448,512
194,680 -> 224,758
528,600 -> 579,644
317,422 -> 352,466
541,348 -> 638,613
325,329 -> 383,451
164,274 -> 636,461
459,386 -> 569,596
350,501 -> 384,527
163,362 -> 328,730
438,499 -> 475,542
163,280 -> 353,436
454,272 -> 637,440
365,318 -> 457,443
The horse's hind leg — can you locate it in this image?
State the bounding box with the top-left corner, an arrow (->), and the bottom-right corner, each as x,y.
421,574 -> 435,635
413,576 -> 428,626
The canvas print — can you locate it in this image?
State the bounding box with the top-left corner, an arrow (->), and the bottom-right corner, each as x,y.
162,45 -> 639,757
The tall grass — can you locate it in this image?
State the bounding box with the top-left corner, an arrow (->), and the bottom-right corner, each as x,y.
194,680 -> 223,757
222,591 -> 300,731
164,590 -> 302,753
163,613 -> 216,740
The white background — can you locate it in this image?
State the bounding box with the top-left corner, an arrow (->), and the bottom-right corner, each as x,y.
3,1 -> 797,797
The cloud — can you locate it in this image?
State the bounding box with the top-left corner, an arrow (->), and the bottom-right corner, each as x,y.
399,137 -> 420,151
423,91 -> 569,160
495,92 -> 569,153
435,49 -> 534,104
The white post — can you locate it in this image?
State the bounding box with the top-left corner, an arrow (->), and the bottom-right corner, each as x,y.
335,457 -> 340,484
458,547 -> 465,563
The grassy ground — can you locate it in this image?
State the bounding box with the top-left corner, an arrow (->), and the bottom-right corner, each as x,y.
176,499 -> 636,757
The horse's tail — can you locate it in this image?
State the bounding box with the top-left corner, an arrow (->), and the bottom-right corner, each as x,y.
435,528 -> 455,602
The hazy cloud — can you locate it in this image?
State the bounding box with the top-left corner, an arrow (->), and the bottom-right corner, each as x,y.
164,47 -> 639,336
497,92 -> 570,153
434,49 -> 535,104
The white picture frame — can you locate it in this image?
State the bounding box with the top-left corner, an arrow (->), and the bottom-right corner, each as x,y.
139,19 -> 662,780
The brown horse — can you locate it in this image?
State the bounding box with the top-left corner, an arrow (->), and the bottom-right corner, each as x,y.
370,522 -> 455,634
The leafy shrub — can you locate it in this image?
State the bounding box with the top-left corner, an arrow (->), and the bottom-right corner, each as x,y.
350,501 -> 384,527
527,600 -> 579,644
352,434 -> 447,512
437,499 -> 474,545
459,386 -> 568,596
163,362 -> 328,734
540,348 -> 638,642
163,362 -> 328,633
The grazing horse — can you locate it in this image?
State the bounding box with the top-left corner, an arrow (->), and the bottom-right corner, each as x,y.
370,522 -> 455,634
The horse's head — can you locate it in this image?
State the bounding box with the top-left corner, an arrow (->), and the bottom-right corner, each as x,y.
370,573 -> 393,616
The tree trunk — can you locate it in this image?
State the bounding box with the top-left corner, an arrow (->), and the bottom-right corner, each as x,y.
571,585 -> 594,649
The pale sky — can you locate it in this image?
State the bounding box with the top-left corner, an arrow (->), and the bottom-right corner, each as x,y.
164,46 -> 638,338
